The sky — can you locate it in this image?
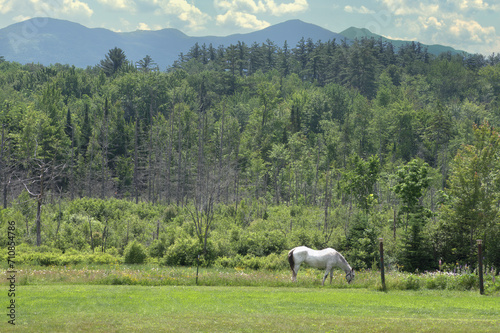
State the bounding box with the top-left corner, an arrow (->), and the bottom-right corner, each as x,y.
0,0 -> 499,54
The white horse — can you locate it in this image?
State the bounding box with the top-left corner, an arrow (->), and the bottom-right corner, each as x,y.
288,246 -> 355,285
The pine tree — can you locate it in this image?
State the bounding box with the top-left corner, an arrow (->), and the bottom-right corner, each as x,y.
99,47 -> 127,76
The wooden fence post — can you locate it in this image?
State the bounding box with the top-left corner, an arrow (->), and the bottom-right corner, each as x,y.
379,238 -> 386,291
477,240 -> 484,295
196,254 -> 200,285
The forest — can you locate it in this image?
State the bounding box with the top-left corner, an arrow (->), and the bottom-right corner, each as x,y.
1,37 -> 500,273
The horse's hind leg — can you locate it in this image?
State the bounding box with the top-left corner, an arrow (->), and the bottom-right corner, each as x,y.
292,264 -> 301,282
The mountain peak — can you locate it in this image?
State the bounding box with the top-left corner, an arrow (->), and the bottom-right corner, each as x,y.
0,19 -> 465,68
340,27 -> 380,40
339,26 -> 465,55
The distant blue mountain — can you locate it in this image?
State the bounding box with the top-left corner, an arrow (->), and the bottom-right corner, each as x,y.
0,18 -> 344,69
339,27 -> 464,56
0,18 -> 464,69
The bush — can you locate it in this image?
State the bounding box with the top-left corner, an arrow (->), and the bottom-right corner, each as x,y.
455,273 -> 478,290
214,252 -> 288,270
89,252 -> 120,265
162,237 -> 203,266
425,273 -> 450,290
404,274 -> 421,290
123,240 -> 147,264
37,253 -> 60,266
236,231 -> 287,257
149,239 -> 166,258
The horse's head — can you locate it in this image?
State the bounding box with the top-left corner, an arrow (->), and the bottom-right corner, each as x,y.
346,269 -> 355,284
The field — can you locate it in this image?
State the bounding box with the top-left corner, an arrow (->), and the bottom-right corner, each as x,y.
2,285 -> 499,332
2,265 -> 500,332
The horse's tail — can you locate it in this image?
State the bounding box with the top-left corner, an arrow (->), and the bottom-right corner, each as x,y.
288,248 -> 295,272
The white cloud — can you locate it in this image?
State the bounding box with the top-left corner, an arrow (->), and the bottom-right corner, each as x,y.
137,22 -> 151,30
379,0 -> 439,16
155,0 -> 210,31
419,16 -> 444,30
215,0 -> 308,16
0,0 -> 15,14
13,15 -> 32,22
214,0 -> 308,29
376,0 -> 499,53
265,0 -> 308,15
216,10 -> 270,29
215,0 -> 266,13
97,0 -> 136,11
59,0 -> 94,17
24,0 -> 93,18
344,5 -> 375,14
452,0 -> 491,11
449,18 -> 496,44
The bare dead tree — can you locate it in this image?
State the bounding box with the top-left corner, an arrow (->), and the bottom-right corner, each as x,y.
165,108 -> 174,204
21,158 -> 65,246
100,99 -> 110,199
188,159 -> 233,256
134,115 -> 139,204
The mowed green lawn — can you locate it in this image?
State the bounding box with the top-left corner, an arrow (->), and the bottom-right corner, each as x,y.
3,285 -> 499,332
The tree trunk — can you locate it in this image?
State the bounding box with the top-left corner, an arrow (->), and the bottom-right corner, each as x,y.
177,111 -> 182,205
0,124 -> 7,209
36,169 -> 45,247
324,168 -> 329,234
166,111 -> 173,204
88,216 -> 94,253
134,117 -> 139,204
36,198 -> 42,246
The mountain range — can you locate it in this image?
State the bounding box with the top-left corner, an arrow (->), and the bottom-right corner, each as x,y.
0,18 -> 465,69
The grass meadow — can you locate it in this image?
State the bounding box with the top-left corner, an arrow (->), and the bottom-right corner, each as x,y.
2,265 -> 499,332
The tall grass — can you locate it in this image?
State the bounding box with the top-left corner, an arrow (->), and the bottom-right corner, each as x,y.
3,264 -> 499,294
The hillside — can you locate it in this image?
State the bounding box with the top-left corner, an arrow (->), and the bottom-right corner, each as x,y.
340,27 -> 464,55
0,18 -> 464,69
1,33 -> 500,267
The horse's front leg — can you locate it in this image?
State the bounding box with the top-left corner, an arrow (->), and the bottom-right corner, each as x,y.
322,270 -> 329,286
329,269 -> 334,284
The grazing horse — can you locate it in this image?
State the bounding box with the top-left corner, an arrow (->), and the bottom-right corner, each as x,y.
288,246 -> 355,285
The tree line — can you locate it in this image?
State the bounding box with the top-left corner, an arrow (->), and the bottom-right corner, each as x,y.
1,37 -> 500,272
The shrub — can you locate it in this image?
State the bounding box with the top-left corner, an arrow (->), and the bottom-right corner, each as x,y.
261,252 -> 288,270
456,273 -> 478,290
162,237 -> 201,266
404,274 -> 421,290
89,252 -> 120,265
149,239 -> 166,258
123,240 -> 147,264
425,273 -> 449,290
37,253 -> 60,266
213,252 -> 288,270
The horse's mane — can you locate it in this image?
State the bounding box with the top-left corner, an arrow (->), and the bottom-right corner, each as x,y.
336,251 -> 350,269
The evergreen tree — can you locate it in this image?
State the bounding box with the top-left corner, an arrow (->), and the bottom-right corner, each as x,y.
100,47 -> 127,76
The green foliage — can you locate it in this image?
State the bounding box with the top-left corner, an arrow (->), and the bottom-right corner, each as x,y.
148,239 -> 166,258
123,240 -> 147,264
214,252 -> 288,270
162,237 -> 202,266
397,212 -> 436,272
2,36 -> 500,274
438,123 -> 500,265
344,154 -> 380,212
99,47 -> 127,76
393,158 -> 431,217
344,214 -> 378,269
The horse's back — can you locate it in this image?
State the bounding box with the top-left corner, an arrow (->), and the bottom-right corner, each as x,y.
293,246 -> 338,269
